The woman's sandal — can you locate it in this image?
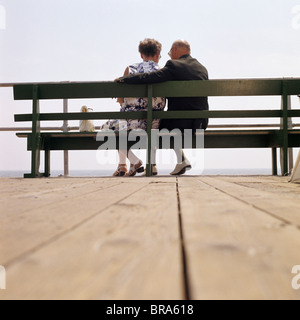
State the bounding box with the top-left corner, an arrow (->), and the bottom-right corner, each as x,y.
126,161 -> 144,177
113,165 -> 128,177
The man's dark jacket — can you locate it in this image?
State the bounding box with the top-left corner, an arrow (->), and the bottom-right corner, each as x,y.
118,55 -> 209,132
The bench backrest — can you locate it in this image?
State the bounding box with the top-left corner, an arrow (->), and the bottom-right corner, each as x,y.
13,79 -> 300,100
13,79 -> 300,121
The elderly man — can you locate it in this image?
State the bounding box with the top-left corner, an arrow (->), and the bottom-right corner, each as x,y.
117,40 -> 209,175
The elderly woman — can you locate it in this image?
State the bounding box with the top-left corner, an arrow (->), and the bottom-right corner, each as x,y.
101,39 -> 165,176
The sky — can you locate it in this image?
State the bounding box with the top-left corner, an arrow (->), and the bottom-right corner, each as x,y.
0,0 -> 300,175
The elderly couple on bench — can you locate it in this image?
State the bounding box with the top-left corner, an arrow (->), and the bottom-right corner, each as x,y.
100,38 -> 209,177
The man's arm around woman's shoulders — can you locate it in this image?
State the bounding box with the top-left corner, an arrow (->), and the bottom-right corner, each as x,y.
116,60 -> 175,84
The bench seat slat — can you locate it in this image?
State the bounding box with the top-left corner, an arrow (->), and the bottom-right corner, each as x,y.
16,130 -> 300,151
15,110 -> 290,123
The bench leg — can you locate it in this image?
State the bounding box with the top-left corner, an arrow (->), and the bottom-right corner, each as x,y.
24,87 -> 42,178
272,148 -> 278,176
44,150 -> 51,177
24,143 -> 41,178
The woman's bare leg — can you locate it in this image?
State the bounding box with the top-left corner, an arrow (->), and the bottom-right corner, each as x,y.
118,150 -> 127,166
112,150 -> 128,176
127,150 -> 142,166
126,150 -> 144,176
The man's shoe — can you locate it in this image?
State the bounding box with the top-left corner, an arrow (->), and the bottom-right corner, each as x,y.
170,160 -> 192,176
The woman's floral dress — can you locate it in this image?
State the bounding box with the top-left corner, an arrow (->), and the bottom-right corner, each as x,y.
100,61 -> 166,131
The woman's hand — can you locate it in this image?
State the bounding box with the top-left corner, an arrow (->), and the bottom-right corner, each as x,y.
115,67 -> 129,104
117,97 -> 124,105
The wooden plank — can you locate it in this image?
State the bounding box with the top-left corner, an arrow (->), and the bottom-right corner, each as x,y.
15,111 -> 148,122
14,79 -> 300,101
0,178 -> 149,265
201,176 -> 300,226
0,177 -> 95,198
213,175 -> 294,185
178,176 -> 300,300
15,110 -> 284,123
0,178 -> 117,215
153,79 -> 289,97
14,82 -> 148,100
16,130 -> 300,152
0,178 -> 182,300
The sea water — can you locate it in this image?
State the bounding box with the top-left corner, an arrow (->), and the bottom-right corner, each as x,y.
0,168 -> 272,178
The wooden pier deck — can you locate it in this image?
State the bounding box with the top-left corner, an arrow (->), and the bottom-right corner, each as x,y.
1,175 -> 300,300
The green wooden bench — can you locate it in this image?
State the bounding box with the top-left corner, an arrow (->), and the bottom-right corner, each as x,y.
13,79 -> 300,178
